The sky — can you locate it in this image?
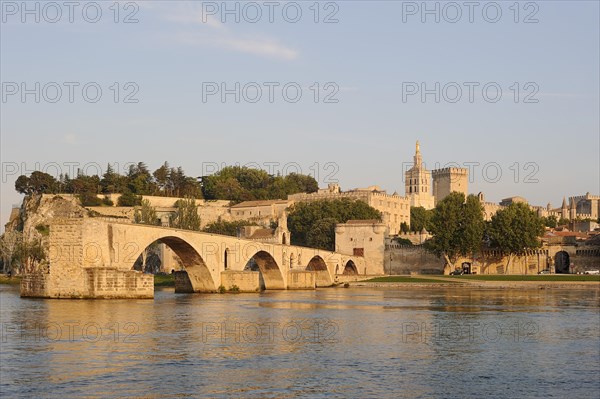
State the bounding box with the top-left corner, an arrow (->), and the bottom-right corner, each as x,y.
1,0 -> 599,230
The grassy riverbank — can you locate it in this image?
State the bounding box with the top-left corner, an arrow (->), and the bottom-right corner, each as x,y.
0,275 -> 21,285
439,275 -> 600,282
154,274 -> 175,287
363,276 -> 461,284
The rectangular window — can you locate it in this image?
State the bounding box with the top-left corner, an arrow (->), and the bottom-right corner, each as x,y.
353,248 -> 364,256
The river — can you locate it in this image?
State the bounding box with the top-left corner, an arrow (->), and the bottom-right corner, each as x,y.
1,284 -> 599,398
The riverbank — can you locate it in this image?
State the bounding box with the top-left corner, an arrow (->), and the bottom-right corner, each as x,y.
354,275 -> 600,290
154,274 -> 175,287
2,273 -> 598,290
0,275 -> 21,285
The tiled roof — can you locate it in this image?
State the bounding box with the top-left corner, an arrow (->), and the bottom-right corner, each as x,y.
249,229 -> 275,239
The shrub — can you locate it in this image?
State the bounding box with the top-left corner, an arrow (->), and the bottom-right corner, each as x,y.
79,191 -> 102,206
118,191 -> 142,207
35,224 -> 50,236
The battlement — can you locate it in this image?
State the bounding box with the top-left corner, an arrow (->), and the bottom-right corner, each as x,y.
432,167 -> 468,176
570,193 -> 600,202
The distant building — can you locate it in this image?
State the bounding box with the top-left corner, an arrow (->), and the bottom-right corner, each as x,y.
432,167 -> 469,205
404,141 -> 435,209
572,220 -> 599,233
289,183 -> 410,235
499,196 -> 528,207
238,213 -> 291,245
230,199 -> 291,224
571,193 -> 600,221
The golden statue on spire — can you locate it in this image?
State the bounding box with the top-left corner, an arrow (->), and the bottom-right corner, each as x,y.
416,140 -> 420,153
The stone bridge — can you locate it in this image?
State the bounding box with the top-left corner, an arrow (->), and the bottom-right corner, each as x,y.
21,218 -> 372,299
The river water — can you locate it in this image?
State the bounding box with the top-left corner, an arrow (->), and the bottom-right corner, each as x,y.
1,284 -> 599,398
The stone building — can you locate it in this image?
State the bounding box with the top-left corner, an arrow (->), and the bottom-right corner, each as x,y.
289,183 -> 410,235
334,220 -> 386,275
230,199 -> 291,225
499,196 -> 528,207
404,141 -> 469,208
432,167 -> 469,205
238,213 -> 291,245
571,192 -> 600,220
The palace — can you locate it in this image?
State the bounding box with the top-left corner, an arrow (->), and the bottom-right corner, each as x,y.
404,141 -> 469,210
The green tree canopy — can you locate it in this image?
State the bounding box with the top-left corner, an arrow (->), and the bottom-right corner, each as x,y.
14,164 -> 315,202
201,166 -> 318,202
410,206 -> 433,232
487,202 -> 545,269
134,199 -> 158,225
15,172 -> 59,195
202,219 -> 259,236
117,190 -> 142,207
428,192 -> 485,267
172,197 -> 201,231
287,198 -> 382,250
541,215 -> 557,228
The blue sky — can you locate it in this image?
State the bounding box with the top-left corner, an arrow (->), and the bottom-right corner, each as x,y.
1,0 -> 599,228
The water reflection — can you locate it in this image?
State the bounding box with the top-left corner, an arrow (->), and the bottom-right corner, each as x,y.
1,285 -> 599,398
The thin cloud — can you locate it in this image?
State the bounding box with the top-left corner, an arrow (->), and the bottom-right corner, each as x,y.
148,3 -> 298,61
214,36 -> 298,60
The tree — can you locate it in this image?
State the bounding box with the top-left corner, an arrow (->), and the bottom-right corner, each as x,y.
15,175 -> 32,195
134,199 -> 158,225
558,217 -> 570,226
15,236 -> 46,274
179,176 -> 203,199
203,219 -> 258,236
68,174 -> 100,194
201,166 -> 318,202
133,199 -> 159,270
126,162 -> 156,195
428,192 -> 485,269
283,173 -> 319,194
541,215 -> 557,228
118,190 -> 142,207
101,163 -> 127,193
410,206 -> 433,232
172,197 -> 201,231
487,202 -> 545,273
306,218 -> 337,250
0,231 -> 22,273
15,172 -> 58,195
153,162 -> 170,195
395,237 -> 413,246
287,198 -> 382,250
400,222 -> 409,234
79,191 -> 102,206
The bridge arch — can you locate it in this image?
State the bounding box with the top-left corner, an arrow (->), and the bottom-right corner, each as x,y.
134,236 -> 217,292
306,255 -> 333,287
343,260 -> 358,275
245,250 -> 285,290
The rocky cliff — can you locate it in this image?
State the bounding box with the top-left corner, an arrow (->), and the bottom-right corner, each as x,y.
6,194 -> 86,242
